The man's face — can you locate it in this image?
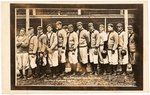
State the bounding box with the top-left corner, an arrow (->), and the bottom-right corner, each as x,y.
77,24 -> 82,30
88,25 -> 94,31
47,26 -> 52,32
128,28 -> 133,34
37,29 -> 43,34
68,26 -> 73,33
108,26 -> 113,32
19,29 -> 26,36
28,29 -> 34,35
99,26 -> 104,32
56,24 -> 62,30
117,26 -> 123,31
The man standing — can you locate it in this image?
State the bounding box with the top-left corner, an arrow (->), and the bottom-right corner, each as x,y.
128,25 -> 137,73
98,24 -> 109,75
77,22 -> 90,76
88,23 -> 99,75
28,27 -> 38,79
16,28 -> 29,80
67,24 -> 78,76
107,23 -> 119,75
36,26 -> 47,78
46,24 -> 58,79
117,23 -> 128,75
56,21 -> 67,76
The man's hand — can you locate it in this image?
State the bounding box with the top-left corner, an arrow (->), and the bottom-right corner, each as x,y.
40,53 -> 44,57
31,55 -> 36,58
102,50 -> 107,54
94,49 -> 98,55
16,42 -> 22,47
111,50 -> 115,54
48,48 -> 53,54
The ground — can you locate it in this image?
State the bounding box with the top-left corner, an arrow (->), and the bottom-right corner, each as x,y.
16,73 -> 136,87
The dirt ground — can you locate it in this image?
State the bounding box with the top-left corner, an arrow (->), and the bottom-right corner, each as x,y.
16,73 -> 136,87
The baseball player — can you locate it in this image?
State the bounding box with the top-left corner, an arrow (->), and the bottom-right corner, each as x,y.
77,22 -> 90,76
56,21 -> 67,76
36,26 -> 47,78
107,23 -> 119,75
117,23 -> 128,75
16,28 -> 29,80
46,24 -> 58,79
88,23 -> 99,75
98,24 -> 109,75
128,25 -> 137,74
67,24 -> 78,76
28,27 -> 38,79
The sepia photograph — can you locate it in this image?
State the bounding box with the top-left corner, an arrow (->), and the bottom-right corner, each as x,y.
5,2 -> 146,91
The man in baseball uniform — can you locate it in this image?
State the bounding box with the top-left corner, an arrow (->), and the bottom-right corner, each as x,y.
16,28 -> 29,80
98,24 -> 109,75
36,26 -> 47,78
28,27 -> 38,79
77,22 -> 90,76
117,23 -> 128,75
46,24 -> 58,79
88,23 -> 99,75
107,23 -> 119,75
67,24 -> 78,76
56,21 -> 67,76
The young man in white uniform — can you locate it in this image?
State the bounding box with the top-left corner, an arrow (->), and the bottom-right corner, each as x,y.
46,24 -> 58,79
77,22 -> 90,76
67,24 -> 78,76
88,23 -> 99,75
16,28 -> 29,80
107,23 -> 119,75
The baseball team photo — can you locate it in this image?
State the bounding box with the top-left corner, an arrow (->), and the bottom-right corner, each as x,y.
10,4 -> 143,90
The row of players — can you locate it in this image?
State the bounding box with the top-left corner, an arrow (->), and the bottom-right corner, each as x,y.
16,21 -> 137,80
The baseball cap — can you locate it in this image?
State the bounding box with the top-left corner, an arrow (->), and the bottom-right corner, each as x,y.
117,23 -> 123,27
88,23 -> 93,27
128,25 -> 133,29
108,23 -> 114,27
28,27 -> 34,30
56,21 -> 62,25
46,24 -> 52,28
37,26 -> 43,30
68,24 -> 73,28
99,24 -> 104,27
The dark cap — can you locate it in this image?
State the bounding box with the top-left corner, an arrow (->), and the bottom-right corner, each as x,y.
68,24 -> 73,28
99,24 -> 104,27
28,27 -> 34,30
77,22 -> 82,26
117,23 -> 123,27
37,26 -> 43,30
108,23 -> 114,27
88,23 -> 93,27
56,21 -> 62,25
46,24 -> 52,28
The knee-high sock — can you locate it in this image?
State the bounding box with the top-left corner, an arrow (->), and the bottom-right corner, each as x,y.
19,70 -> 23,76
83,64 -> 87,72
90,62 -> 94,72
94,64 -> 98,72
73,64 -> 77,73
113,65 -> 117,72
25,69 -> 28,76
